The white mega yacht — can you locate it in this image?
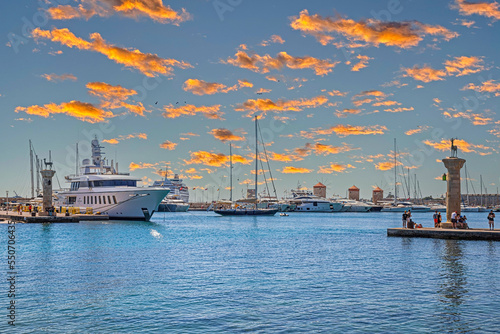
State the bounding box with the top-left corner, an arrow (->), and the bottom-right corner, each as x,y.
151,171 -> 190,212
55,137 -> 170,221
290,196 -> 344,212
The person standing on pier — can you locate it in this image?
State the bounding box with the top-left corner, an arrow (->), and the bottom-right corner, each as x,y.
488,210 -> 496,230
433,211 -> 439,228
402,211 -> 408,228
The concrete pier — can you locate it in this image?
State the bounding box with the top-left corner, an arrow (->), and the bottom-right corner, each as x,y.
0,211 -> 108,223
388,227 -> 500,241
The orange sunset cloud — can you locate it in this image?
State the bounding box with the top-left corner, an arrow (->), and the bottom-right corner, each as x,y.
184,151 -> 251,167
222,50 -> 339,76
32,27 -> 192,77
183,78 -> 252,95
159,140 -> 177,150
452,0 -> 500,20
235,95 -> 328,118
209,128 -> 246,142
423,139 -> 492,155
281,166 -> 313,174
290,9 -> 457,48
318,163 -> 355,173
162,104 -> 224,120
103,133 -> 147,144
47,0 -> 191,25
41,73 -> 77,82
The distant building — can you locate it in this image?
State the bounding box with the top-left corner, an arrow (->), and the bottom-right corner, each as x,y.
372,186 -> 383,204
246,189 -> 256,199
348,185 -> 360,201
313,182 -> 327,198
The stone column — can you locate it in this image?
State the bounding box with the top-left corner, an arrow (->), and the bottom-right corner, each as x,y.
40,169 -> 56,215
442,157 -> 465,227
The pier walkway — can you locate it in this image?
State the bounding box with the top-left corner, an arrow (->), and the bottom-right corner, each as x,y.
0,210 -> 108,223
388,227 -> 500,241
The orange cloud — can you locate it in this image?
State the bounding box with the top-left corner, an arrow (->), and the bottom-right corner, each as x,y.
184,151 -> 251,167
15,101 -> 114,123
318,163 -> 355,173
47,0 -> 191,24
183,79 -> 237,95
405,126 -> 430,135
308,124 -> 388,138
372,100 -> 401,107
281,166 -> 312,174
328,90 -> 349,97
310,142 -> 357,155
87,81 -> 147,116
103,133 -> 148,144
384,107 -> 414,113
261,34 -> 286,46
462,79 -> 500,96
222,50 -> 339,76
209,128 -> 245,142
41,73 -> 77,82
444,56 -> 485,76
290,9 -> 457,49
335,108 -> 362,118
375,161 -> 400,171
15,81 -> 147,122
32,27 -> 191,77
402,65 -> 447,82
238,79 -> 253,88
256,88 -> 272,94
443,110 -> 494,125
129,162 -> 157,171
162,104 -> 224,120
351,54 -> 372,71
235,95 -> 328,118
452,0 -> 500,20
423,139 -> 492,155
159,140 -> 177,150
353,90 -> 387,99
403,56 -> 486,83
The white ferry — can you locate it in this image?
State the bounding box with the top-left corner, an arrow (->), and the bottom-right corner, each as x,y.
55,137 -> 170,221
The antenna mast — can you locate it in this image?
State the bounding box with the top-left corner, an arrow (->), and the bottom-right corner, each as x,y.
255,116 -> 258,199
230,142 -> 233,202
29,140 -> 34,198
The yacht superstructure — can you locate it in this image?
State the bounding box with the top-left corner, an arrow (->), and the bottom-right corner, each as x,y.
54,137 -> 169,221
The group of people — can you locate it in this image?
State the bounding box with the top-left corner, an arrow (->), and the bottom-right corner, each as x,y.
402,210 -> 422,229
450,211 -> 469,229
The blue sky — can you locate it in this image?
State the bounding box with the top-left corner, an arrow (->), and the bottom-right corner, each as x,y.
1,0 -> 499,200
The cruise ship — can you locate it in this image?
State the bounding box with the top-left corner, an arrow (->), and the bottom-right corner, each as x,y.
151,172 -> 190,212
54,137 -> 170,221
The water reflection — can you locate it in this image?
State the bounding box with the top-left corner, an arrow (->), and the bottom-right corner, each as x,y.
437,240 -> 475,333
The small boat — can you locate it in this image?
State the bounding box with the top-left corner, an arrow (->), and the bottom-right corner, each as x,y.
280,213 -> 289,216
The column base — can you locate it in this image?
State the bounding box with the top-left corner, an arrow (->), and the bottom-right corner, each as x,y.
440,222 -> 453,229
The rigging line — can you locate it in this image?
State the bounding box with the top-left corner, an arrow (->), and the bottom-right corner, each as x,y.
257,121 -> 278,198
259,153 -> 271,197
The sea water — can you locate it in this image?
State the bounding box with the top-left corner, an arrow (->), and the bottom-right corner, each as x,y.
2,211 -> 499,333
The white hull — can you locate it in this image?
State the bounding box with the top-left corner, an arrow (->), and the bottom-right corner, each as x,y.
346,205 -> 372,212
381,205 -> 431,212
55,188 -> 169,220
293,201 -> 343,212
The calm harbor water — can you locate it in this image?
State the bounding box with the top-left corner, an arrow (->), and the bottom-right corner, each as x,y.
2,211 -> 499,333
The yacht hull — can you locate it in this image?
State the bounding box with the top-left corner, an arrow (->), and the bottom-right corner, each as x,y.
55,188 -> 169,221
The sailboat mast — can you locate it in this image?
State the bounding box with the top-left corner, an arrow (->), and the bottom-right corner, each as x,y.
255,116 -> 258,199
480,174 -> 483,206
394,138 -> 397,204
29,139 -> 34,198
230,142 -> 233,202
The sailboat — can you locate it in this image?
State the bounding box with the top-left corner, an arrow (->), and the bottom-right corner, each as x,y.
214,116 -> 278,216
